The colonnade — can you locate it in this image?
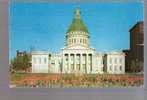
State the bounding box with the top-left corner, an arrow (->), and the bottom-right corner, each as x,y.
62,53 -> 94,73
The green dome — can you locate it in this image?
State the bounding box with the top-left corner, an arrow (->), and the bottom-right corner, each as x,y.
66,8 -> 89,33
67,18 -> 89,33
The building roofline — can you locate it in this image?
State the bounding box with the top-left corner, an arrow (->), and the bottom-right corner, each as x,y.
129,21 -> 144,32
31,51 -> 49,55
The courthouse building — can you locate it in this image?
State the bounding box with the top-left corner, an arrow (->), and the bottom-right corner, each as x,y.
31,8 -> 125,74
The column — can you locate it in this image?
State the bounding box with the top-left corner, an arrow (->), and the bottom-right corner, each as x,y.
84,54 -> 86,73
71,54 -> 74,72
68,53 -> 70,73
62,54 -> 65,73
74,54 -> 76,72
86,54 -> 88,74
80,54 -> 82,73
90,54 -> 92,73
92,54 -> 95,73
112,64 -> 115,74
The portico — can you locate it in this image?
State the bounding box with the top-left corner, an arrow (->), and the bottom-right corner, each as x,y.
61,47 -> 96,74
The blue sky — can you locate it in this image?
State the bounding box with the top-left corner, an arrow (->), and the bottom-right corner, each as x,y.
9,2 -> 144,59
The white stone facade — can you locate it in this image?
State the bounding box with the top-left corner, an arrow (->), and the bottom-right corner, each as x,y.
61,46 -> 96,74
95,53 -> 104,74
104,52 -> 125,74
31,8 -> 125,74
31,51 -> 125,74
31,51 -> 49,73
48,54 -> 61,73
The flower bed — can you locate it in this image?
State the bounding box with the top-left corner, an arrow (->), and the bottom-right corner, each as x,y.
10,73 -> 144,88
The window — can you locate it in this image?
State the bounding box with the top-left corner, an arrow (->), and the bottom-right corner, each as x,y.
115,58 -> 117,64
114,66 -> 117,71
74,39 -> 76,43
33,58 -> 36,64
39,58 -> 41,64
119,58 -> 122,63
49,54 -> 51,60
109,65 -> 112,71
109,58 -> 112,64
80,38 -> 82,43
44,58 -> 47,64
120,66 -> 122,71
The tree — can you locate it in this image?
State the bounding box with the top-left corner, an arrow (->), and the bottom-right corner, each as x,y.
11,54 -> 31,72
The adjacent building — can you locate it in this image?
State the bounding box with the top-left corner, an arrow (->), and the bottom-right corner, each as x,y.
104,52 -> 125,74
16,50 -> 28,57
123,21 -> 144,73
31,51 -> 49,73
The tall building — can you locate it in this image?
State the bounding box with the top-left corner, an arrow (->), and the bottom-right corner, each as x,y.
31,8 -> 125,74
123,21 -> 144,72
130,21 -> 144,62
